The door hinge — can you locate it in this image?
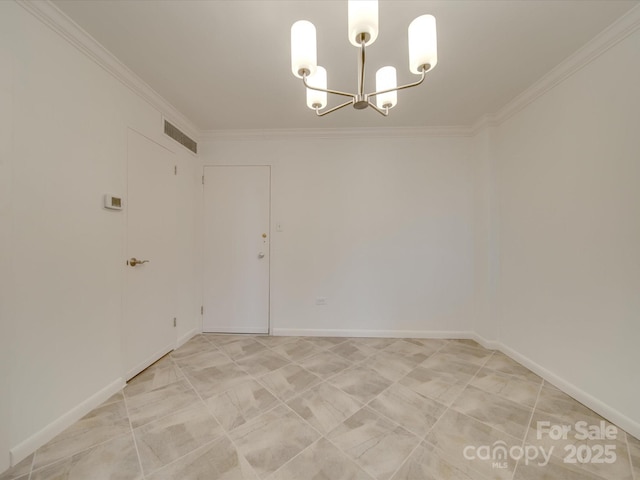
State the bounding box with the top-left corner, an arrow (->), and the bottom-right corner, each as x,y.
174,165 -> 177,175
173,317 -> 177,327
201,175 -> 205,185
200,306 -> 204,315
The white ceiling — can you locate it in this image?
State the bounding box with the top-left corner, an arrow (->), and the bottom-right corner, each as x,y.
52,0 -> 638,131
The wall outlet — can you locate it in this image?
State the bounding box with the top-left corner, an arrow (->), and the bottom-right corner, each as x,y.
315,297 -> 327,305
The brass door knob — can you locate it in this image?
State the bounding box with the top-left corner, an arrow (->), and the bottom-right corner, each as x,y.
129,257 -> 149,267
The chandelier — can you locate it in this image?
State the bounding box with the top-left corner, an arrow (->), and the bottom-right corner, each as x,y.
290,0 -> 437,117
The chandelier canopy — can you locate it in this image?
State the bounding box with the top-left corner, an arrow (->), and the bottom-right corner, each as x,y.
291,0 -> 437,117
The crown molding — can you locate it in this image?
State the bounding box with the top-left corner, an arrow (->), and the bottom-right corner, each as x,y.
490,3 -> 640,127
17,0 -> 200,140
16,1 -> 640,141
199,125 -> 474,141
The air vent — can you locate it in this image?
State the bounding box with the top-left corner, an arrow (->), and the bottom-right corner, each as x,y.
164,120 -> 197,154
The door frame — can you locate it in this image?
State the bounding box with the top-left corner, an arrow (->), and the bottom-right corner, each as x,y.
201,164 -> 272,335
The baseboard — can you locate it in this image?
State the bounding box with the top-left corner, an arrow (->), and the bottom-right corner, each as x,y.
177,328 -> 198,349
125,343 -> 174,381
9,377 -> 124,466
471,332 -> 502,350
271,328 -> 477,339
203,327 -> 268,334
496,343 -> 640,441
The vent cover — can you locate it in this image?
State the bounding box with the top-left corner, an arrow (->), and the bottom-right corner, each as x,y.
164,120 -> 197,154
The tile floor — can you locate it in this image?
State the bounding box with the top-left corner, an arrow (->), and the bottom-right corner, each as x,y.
2,335 -> 638,480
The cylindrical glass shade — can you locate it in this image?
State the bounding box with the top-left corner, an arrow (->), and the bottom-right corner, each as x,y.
348,0 -> 378,47
306,66 -> 327,109
375,66 -> 397,108
291,20 -> 317,78
408,14 -> 437,74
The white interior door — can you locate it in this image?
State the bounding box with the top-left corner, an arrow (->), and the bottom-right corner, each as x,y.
125,130 -> 176,380
203,166 -> 270,333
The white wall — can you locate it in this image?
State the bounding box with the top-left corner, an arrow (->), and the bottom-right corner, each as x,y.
492,28 -> 640,435
1,1 -> 200,468
201,134 -> 476,336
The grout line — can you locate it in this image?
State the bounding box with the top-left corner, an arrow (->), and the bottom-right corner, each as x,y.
26,449 -> 36,480
511,376 -> 545,480
384,341 -> 455,480
172,351 -> 263,480
27,429 -> 133,475
121,393 -> 146,480
625,432 -> 636,480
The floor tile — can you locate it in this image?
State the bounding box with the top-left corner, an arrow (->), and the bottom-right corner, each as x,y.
513,453 -> 609,480
330,341 -> 378,362
270,438 -> 373,480
235,350 -> 291,377
287,382 -> 362,434
451,385 -> 533,440
433,342 -> 493,366
328,365 -> 393,404
369,383 -> 447,437
296,350 -> 351,379
253,336 -> 299,348
31,433 -> 141,480
301,336 -> 349,349
628,433 -> 640,478
270,339 -> 324,362
525,410 -> 633,480
534,384 -> 604,426
425,409 -> 519,479
366,351 -> 418,382
470,367 -> 541,408
13,334 -> 627,480
124,358 -> 183,397
483,352 -> 542,383
218,338 -> 269,361
354,338 -> 398,350
230,405 -> 320,478
399,362 -> 474,406
171,335 -> 216,360
259,364 -> 322,402
0,454 -> 33,480
204,334 -> 257,346
382,340 -> 432,362
102,391 -> 125,406
33,401 -> 131,470
172,349 -> 233,372
184,362 -> 253,399
146,435 -> 258,480
391,440 -> 487,480
206,379 -> 279,432
125,378 -> 200,428
400,338 -> 447,356
327,407 -> 420,480
134,404 -> 223,475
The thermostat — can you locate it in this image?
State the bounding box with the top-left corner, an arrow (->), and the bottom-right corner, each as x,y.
104,194 -> 123,210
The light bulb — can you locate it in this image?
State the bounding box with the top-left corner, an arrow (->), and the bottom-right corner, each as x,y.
291,20 -> 317,78
306,66 -> 328,109
376,66 -> 397,108
408,15 -> 437,74
348,0 -> 378,47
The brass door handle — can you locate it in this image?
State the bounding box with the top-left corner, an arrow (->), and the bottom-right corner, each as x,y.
129,257 -> 149,267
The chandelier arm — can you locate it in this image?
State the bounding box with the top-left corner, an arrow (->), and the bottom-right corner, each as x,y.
315,99 -> 353,117
302,74 -> 355,98
367,69 -> 426,98
367,101 -> 389,117
358,36 -> 366,96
